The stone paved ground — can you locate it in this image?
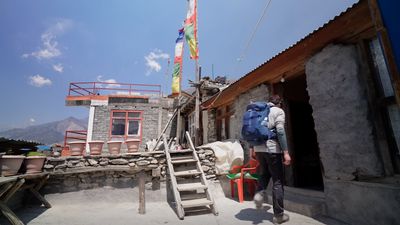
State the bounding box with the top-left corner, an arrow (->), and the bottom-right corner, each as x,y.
0,181 -> 347,225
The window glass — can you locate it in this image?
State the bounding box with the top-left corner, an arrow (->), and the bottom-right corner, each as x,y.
128,112 -> 141,118
369,38 -> 394,97
128,120 -> 140,135
113,112 -> 126,118
111,119 -> 125,135
388,105 -> 400,154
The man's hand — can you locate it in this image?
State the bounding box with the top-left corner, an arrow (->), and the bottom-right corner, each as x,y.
250,147 -> 256,159
283,150 -> 291,166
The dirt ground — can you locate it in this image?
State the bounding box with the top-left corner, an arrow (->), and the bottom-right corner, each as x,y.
0,181 -> 347,225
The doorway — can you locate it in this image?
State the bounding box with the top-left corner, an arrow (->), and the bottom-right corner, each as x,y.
282,75 -> 324,190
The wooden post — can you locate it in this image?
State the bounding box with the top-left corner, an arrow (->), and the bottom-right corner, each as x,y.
138,170 -> 146,214
194,62 -> 201,146
176,95 -> 182,144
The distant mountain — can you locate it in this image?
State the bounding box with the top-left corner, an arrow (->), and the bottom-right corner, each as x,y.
0,117 -> 87,145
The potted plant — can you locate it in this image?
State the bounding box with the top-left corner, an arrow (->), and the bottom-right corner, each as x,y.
0,152 -> 25,176
107,140 -> 122,155
125,139 -> 141,153
88,140 -> 104,155
24,151 -> 46,174
68,141 -> 86,156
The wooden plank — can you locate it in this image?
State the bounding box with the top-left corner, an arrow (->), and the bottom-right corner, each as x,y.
0,177 -> 17,186
28,187 -> 52,208
0,183 -> 14,198
181,198 -> 213,208
162,135 -> 185,219
174,170 -> 201,177
169,149 -> 193,154
3,179 -> 24,203
138,170 -> 145,214
151,108 -> 178,151
185,131 -> 218,216
0,202 -> 24,225
177,183 -> 207,192
171,159 -> 197,164
170,156 -> 194,161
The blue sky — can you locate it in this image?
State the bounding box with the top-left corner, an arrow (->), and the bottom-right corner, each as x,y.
0,0 -> 357,130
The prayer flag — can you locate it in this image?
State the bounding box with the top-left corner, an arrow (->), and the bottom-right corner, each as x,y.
184,0 -> 198,59
171,28 -> 185,96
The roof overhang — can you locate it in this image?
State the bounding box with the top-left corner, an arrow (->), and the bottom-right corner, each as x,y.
202,0 -> 375,109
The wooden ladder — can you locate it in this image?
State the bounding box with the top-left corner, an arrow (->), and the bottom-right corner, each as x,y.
163,131 -> 218,219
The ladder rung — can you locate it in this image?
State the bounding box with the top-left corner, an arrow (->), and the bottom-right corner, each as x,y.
169,149 -> 193,154
181,198 -> 213,208
170,156 -> 193,161
177,183 -> 207,191
174,170 -> 202,177
171,159 -> 197,164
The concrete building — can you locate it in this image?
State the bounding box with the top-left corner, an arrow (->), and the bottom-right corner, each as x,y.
201,1 -> 400,224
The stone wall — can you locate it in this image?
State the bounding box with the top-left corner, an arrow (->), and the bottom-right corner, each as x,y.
42,150 -> 217,193
231,84 -> 270,140
324,178 -> 400,225
305,44 -> 396,224
305,44 -> 384,180
206,109 -> 217,143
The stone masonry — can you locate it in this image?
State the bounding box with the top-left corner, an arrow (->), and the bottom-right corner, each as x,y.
42,149 -> 217,193
305,44 -> 384,180
231,84 -> 270,140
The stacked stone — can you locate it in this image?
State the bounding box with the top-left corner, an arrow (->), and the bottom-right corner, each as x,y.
45,152 -> 166,174
196,148 -> 217,180
42,149 -> 217,193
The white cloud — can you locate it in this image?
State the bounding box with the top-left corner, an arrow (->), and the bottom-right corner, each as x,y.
53,63 -> 64,73
144,49 -> 170,76
29,118 -> 36,123
23,19 -> 73,60
29,74 -> 52,87
96,75 -> 121,88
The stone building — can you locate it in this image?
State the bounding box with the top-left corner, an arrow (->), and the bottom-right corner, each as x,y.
201,1 -> 400,224
65,82 -> 174,152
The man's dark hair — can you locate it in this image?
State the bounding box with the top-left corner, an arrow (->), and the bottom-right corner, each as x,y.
269,95 -> 282,105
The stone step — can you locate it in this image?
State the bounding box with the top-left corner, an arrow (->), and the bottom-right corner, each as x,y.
265,187 -> 326,217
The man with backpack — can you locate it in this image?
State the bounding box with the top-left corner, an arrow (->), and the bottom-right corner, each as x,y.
243,95 -> 291,224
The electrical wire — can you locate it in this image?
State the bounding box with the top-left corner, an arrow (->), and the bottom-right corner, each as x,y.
235,0 -> 273,73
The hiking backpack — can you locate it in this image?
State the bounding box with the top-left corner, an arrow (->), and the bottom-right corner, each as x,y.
241,102 -> 277,145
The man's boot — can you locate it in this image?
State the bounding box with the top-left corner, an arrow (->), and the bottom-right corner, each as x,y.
273,213 -> 289,224
253,190 -> 264,209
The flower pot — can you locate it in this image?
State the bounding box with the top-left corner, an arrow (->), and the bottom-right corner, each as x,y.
125,139 -> 141,153
88,141 -> 104,155
25,156 -> 46,174
0,155 -> 25,176
68,141 -> 86,156
107,141 -> 122,155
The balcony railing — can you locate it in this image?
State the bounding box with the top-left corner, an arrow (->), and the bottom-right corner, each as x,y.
67,82 -> 162,98
63,130 -> 87,146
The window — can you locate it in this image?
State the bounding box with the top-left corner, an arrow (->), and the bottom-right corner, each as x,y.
110,110 -> 142,139
188,112 -> 195,138
216,104 -> 234,141
368,37 -> 400,172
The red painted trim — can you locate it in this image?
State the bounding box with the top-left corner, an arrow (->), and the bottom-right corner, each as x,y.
109,110 -> 143,142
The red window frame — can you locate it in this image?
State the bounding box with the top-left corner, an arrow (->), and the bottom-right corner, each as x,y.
109,110 -> 143,141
